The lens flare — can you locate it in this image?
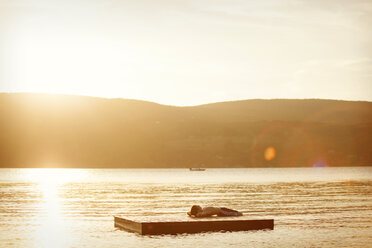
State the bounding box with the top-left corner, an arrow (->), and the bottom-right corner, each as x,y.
264,146 -> 276,161
313,159 -> 327,167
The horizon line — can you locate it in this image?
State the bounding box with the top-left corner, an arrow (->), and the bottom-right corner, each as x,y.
1,91 -> 371,107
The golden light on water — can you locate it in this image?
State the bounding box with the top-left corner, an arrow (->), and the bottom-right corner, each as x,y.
25,169 -> 86,185
24,169 -> 86,248
36,181 -> 68,248
264,147 -> 276,161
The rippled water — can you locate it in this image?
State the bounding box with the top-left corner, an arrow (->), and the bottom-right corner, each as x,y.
0,167 -> 371,247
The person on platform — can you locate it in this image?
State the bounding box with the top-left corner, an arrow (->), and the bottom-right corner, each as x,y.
187,205 -> 243,218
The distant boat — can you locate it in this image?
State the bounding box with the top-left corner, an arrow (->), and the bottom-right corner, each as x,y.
189,168 -> 206,171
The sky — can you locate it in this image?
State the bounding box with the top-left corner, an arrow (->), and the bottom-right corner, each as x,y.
0,0 -> 371,106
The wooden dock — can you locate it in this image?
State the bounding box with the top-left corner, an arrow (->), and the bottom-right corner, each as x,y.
114,216 -> 274,235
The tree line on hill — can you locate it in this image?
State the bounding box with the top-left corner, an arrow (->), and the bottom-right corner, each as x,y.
0,93 -> 371,168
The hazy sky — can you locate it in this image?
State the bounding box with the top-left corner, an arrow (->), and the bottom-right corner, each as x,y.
1,0 -> 371,106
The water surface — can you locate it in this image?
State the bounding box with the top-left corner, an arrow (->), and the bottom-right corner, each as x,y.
0,167 -> 371,247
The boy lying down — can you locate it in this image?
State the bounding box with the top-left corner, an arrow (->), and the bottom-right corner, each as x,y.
187,205 -> 243,218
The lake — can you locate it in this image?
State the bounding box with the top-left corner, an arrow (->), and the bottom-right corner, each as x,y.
0,167 -> 371,247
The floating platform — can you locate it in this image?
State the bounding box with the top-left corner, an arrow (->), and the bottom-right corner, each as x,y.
114,216 -> 274,235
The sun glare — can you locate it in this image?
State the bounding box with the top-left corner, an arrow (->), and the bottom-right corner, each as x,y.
36,181 -> 69,248
25,169 -> 86,185
23,169 -> 86,248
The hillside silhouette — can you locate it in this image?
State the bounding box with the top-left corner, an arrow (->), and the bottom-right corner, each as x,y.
0,93 -> 371,168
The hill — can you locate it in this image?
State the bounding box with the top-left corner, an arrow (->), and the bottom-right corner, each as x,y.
0,93 -> 371,168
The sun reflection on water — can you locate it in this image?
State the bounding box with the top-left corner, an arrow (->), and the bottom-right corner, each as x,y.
24,169 -> 86,248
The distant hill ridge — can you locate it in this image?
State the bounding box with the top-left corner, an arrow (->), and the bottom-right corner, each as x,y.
0,93 -> 371,168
